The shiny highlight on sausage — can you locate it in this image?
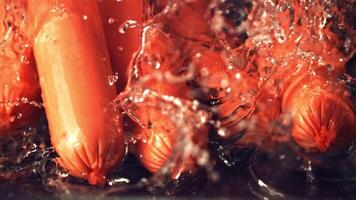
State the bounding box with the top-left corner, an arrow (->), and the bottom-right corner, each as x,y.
29,0 -> 126,186
0,0 -> 41,134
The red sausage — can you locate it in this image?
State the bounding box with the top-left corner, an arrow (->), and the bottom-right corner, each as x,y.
98,0 -> 143,92
282,67 -> 356,152
238,0 -> 356,152
132,99 -> 208,179
126,24 -> 211,177
28,0 -> 126,186
0,0 -> 41,134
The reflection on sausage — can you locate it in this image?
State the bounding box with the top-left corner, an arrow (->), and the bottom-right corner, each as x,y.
29,0 -> 126,186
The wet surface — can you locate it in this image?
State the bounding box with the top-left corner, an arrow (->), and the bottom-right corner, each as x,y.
1,0 -> 356,199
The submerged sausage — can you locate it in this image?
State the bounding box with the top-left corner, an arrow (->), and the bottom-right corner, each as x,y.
136,108 -> 191,178
282,67 -> 356,153
126,23 -> 210,177
132,100 -> 208,179
233,0 -> 356,153
0,0 -> 41,134
28,0 -> 126,186
0,48 -> 40,134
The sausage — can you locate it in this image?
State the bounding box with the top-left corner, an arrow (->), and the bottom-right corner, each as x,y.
235,0 -> 356,153
98,0 -> 143,92
132,98 -> 208,179
282,67 -> 356,153
0,50 -> 40,134
124,23 -> 210,177
28,0 -> 126,186
191,48 -> 256,135
136,107 -> 192,178
0,0 -> 41,134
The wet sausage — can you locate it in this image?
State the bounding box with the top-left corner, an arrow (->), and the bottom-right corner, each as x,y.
98,0 -> 143,92
282,67 -> 356,153
0,0 -> 41,134
132,99 -> 208,179
28,0 -> 126,186
125,24 -> 210,177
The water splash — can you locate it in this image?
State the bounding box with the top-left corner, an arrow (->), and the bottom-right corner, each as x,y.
0,0 -> 355,198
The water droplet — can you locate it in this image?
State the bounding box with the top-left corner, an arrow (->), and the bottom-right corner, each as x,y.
108,73 -> 119,86
218,128 -> 227,137
108,17 -> 115,24
16,113 -> 22,119
21,97 -> 29,104
235,73 -> 241,80
117,46 -> 124,51
118,20 -> 139,34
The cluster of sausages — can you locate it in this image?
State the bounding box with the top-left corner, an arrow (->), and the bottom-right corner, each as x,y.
0,0 -> 355,187
0,0 -> 141,186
